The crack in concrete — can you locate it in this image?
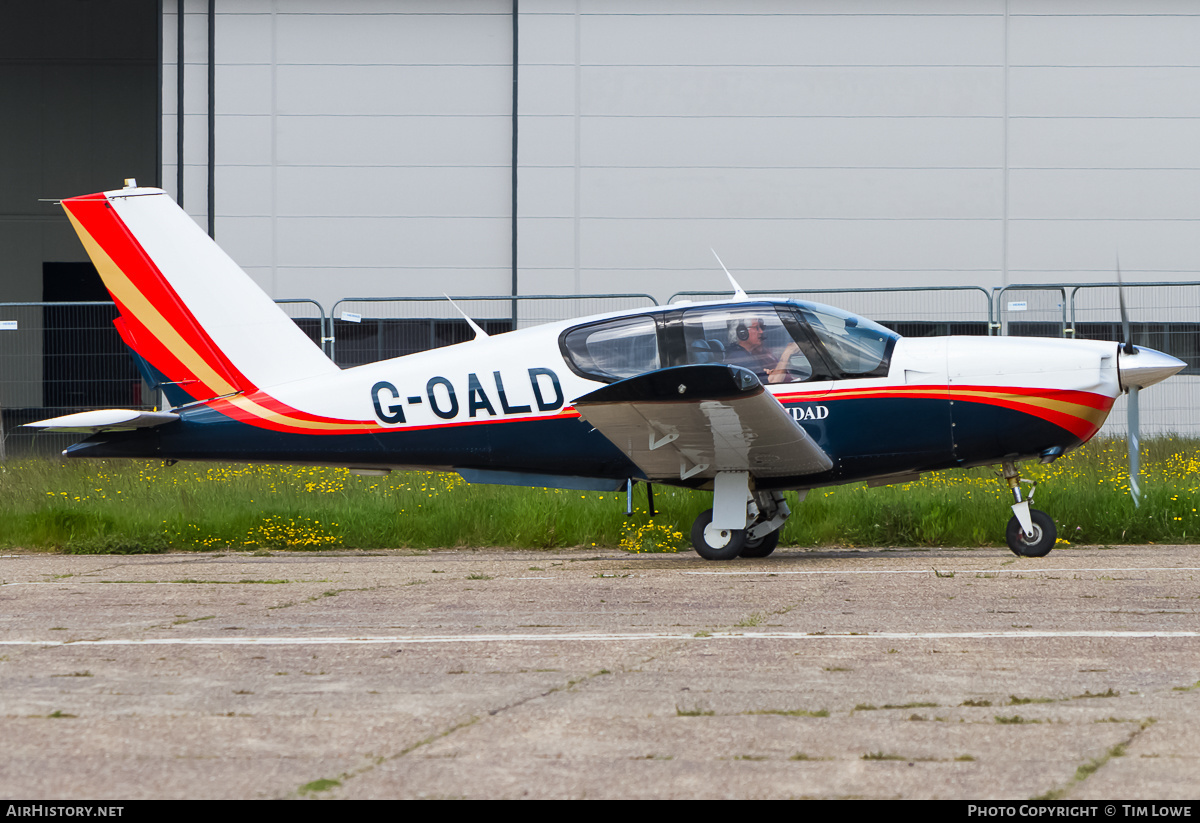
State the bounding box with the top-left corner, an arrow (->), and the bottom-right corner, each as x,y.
289,647 -> 674,798
1032,718 -> 1156,801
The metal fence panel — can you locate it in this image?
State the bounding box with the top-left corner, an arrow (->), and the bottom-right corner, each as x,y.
668,287 -> 994,338
990,283 -> 1200,437
0,302 -> 151,458
994,285 -> 1069,338
1067,283 -> 1200,437
328,294 -> 658,368
0,299 -> 330,458
275,298 -> 331,356
4,283 -> 1197,459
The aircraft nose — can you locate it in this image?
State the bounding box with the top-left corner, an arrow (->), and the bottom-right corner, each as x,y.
1118,345 -> 1187,391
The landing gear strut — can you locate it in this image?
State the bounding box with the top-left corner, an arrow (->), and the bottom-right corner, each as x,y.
689,472 -> 793,560
1001,461 -> 1056,557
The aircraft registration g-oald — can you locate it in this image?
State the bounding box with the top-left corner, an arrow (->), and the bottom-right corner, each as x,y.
30,183 -> 1185,560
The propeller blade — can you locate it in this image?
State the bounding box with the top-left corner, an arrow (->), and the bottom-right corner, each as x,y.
1117,255 -> 1141,508
1116,256 -> 1135,355
1127,385 -> 1141,508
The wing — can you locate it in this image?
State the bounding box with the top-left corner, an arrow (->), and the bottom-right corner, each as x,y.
572,364 -> 832,483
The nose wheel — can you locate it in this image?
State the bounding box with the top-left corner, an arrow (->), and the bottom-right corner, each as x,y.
1000,461 -> 1057,558
1006,508 -> 1056,557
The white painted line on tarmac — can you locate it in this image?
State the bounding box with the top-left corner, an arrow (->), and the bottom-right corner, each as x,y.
2,630 -> 1198,647
5,566 -> 1197,587
684,567 -> 1200,576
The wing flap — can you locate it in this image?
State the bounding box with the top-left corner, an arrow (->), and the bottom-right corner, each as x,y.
573,364 -> 832,482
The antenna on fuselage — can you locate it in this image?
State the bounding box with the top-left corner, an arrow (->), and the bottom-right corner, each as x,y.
443,294 -> 489,340
711,249 -> 749,301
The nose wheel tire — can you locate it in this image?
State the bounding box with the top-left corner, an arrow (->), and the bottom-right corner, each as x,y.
739,528 -> 780,558
690,509 -> 745,561
1005,509 -> 1056,558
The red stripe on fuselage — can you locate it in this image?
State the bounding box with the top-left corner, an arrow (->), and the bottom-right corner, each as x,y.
776,383 -> 1108,407
199,394 -> 580,435
774,382 -> 1112,441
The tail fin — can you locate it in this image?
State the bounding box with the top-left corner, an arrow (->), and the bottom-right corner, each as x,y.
60,185 -> 337,407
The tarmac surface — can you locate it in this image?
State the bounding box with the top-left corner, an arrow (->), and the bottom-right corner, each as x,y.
1,544 -> 1198,800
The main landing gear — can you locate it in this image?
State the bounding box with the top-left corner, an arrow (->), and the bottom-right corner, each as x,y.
1001,461 -> 1056,557
690,471 -> 793,561
688,464 -> 1059,560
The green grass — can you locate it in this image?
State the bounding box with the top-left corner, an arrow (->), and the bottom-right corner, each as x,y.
1,435 -> 1198,553
1009,695 -> 1055,705
297,778 -> 341,795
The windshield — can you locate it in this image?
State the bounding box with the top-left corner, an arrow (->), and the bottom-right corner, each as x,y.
791,301 -> 899,377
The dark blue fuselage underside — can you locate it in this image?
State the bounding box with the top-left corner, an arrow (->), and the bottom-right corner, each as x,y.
66,396 -> 1089,489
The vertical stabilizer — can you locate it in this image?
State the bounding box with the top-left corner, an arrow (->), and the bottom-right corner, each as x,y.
60,186 -> 337,405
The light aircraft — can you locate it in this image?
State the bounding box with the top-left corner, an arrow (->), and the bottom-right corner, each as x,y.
29,183 -> 1186,560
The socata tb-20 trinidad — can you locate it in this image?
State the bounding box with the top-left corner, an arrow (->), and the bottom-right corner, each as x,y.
28,183 -> 1185,560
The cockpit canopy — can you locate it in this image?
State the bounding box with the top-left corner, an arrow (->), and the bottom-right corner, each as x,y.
561,301 -> 899,385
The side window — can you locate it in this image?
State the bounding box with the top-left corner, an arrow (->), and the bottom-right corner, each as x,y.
680,306 -> 832,385
562,315 -> 661,382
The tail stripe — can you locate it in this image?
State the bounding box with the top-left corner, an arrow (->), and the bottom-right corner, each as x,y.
63,198 -> 245,398
63,191 -> 375,430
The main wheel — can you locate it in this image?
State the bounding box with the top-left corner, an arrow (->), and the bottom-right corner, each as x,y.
739,528 -> 780,558
1006,509 -> 1056,558
690,509 -> 745,561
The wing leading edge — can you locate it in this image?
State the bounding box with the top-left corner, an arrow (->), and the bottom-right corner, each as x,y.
573,364 -> 832,483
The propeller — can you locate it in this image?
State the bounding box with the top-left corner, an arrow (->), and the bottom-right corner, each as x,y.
1116,257 -> 1140,507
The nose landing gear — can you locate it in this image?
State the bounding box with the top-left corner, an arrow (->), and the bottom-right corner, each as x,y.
1001,461 -> 1056,557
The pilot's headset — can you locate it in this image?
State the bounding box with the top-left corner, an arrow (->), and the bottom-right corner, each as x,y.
728,316 -> 755,344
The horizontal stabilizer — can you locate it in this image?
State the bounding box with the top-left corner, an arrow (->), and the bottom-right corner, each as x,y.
573,364 -> 832,482
24,409 -> 179,434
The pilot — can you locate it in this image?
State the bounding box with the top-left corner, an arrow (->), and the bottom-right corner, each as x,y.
725,316 -> 805,384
